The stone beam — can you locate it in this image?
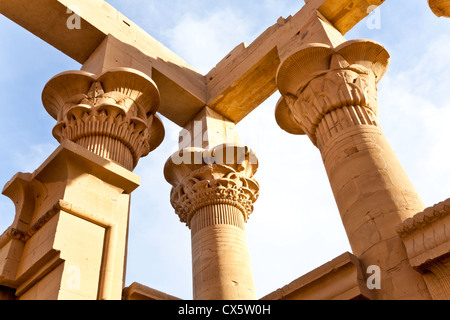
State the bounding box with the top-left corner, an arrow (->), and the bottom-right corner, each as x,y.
0,0 -> 388,126
80,35 -> 206,127
261,252 -> 372,300
205,0 -> 387,123
316,0 -> 386,34
0,0 -> 206,126
205,10 -> 337,123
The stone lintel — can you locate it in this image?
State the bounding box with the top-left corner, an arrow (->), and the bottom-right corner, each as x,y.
261,252 -> 373,300
81,35 -> 206,127
206,11 -> 347,125
122,282 -> 181,301
0,0 -> 205,123
0,0 -> 388,127
316,0 -> 387,34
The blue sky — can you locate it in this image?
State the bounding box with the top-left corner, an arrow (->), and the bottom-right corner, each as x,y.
1,0 -> 450,300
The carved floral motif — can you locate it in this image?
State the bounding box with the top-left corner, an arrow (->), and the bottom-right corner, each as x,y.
164,145 -> 259,227
42,68 -> 165,170
396,198 -> 450,237
275,40 -> 390,146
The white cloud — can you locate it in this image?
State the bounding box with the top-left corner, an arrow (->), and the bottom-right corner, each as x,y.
236,94 -> 352,297
1,0 -> 450,301
124,118 -> 194,298
161,8 -> 252,74
12,143 -> 59,173
378,34 -> 450,207
107,0 -> 450,299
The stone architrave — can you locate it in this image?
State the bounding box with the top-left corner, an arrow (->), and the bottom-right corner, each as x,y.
275,40 -> 431,300
164,144 -> 259,300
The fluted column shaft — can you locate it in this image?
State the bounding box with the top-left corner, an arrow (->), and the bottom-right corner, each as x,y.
319,110 -> 430,300
276,40 -> 431,299
191,204 -> 255,300
165,145 -> 259,300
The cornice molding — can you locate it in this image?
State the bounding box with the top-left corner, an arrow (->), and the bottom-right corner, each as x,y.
396,198 -> 450,237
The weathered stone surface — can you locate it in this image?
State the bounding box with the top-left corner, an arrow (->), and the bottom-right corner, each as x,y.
261,252 -> 372,300
122,282 -> 181,300
0,141 -> 140,300
2,0 -> 450,301
42,68 -> 165,171
275,40 -> 431,300
397,199 -> 450,300
428,0 -> 450,17
165,144 -> 259,300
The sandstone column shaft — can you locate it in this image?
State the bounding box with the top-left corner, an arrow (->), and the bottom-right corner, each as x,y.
191,204 -> 255,300
276,40 -> 431,299
318,109 -> 429,299
165,144 -> 259,300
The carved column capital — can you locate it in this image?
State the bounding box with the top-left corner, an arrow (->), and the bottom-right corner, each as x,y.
428,0 -> 450,17
275,40 -> 389,146
42,67 -> 165,171
164,144 -> 259,228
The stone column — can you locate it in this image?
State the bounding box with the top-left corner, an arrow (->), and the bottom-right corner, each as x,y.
164,144 -> 259,300
275,40 -> 431,299
43,67 -> 165,171
0,67 -> 164,300
428,0 -> 450,17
